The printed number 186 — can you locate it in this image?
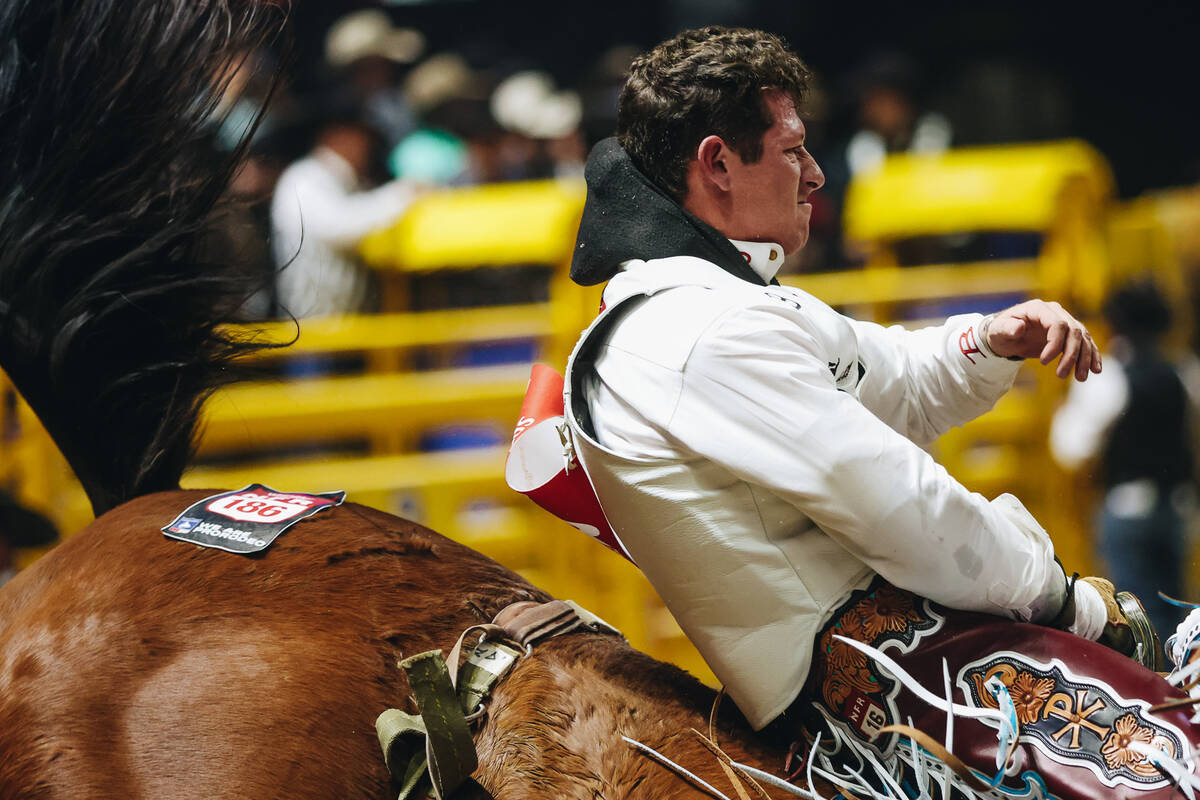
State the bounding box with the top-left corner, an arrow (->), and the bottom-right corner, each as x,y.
206,494 -> 306,522
215,497 -> 284,516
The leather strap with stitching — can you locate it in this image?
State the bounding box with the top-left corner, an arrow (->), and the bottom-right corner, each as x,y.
493,599 -> 620,649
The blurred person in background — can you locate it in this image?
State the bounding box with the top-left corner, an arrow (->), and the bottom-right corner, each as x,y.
558,28 -> 1160,789
324,9 -> 425,151
209,45 -> 298,320
841,53 -> 951,177
816,53 -> 951,269
271,101 -> 420,319
389,52 -> 491,185
1051,280 -> 1196,638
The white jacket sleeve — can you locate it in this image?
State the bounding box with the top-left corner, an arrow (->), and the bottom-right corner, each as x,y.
665,304 -> 1065,622
850,313 -> 1023,445
280,178 -> 417,250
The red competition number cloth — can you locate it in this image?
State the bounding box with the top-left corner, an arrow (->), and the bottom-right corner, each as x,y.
505,364 -> 632,562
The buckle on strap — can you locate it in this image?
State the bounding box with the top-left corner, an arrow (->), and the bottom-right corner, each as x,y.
375,600 -> 621,797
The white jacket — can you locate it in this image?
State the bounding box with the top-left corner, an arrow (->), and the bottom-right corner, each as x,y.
271,147 -> 416,318
564,253 -> 1066,729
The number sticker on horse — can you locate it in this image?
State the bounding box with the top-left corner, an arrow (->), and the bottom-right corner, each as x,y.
207,491 -> 316,523
162,484 -> 346,554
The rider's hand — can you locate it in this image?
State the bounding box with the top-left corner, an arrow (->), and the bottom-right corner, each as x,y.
984,300 -> 1101,381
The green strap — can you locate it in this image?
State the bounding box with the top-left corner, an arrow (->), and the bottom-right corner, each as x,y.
397,752 -> 431,800
401,650 -> 478,799
377,708 -> 427,775
376,709 -> 434,800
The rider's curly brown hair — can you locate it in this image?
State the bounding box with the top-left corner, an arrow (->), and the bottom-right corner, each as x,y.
617,27 -> 812,202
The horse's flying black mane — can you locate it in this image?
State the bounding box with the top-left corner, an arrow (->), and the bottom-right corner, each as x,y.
0,0 -> 289,515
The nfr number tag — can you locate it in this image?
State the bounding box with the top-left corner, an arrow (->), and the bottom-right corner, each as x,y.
845,689 -> 890,739
860,704 -> 888,737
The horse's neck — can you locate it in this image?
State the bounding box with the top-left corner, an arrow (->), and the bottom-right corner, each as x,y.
476,636 -> 796,799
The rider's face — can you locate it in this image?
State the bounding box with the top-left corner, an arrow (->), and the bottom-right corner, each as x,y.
722,91 -> 825,255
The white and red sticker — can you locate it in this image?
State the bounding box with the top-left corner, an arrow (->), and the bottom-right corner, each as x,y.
505,364 -> 634,563
162,484 -> 346,554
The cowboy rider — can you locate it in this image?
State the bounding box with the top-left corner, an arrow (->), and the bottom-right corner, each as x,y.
561,26 -> 1158,744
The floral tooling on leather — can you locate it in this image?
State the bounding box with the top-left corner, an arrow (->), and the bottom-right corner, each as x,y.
958,653 -> 1190,790
811,581 -> 944,747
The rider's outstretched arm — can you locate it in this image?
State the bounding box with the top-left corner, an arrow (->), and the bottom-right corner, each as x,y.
665,302 -> 1069,623
848,299 -> 1101,447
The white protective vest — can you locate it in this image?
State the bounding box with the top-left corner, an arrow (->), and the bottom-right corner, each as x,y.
563,255 -> 1062,730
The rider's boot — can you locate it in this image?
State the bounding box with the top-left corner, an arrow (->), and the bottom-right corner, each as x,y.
1079,576 -> 1165,671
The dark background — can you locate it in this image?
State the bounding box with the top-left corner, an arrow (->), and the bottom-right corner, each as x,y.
288,0 -> 1200,198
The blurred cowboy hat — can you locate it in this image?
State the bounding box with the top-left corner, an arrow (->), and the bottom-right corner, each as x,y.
325,9 -> 425,68
491,70 -> 582,140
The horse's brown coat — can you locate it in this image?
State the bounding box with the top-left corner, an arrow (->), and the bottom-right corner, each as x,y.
0,490 -> 802,799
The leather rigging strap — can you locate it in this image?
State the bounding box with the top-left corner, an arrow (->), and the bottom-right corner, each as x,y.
376,599 -> 621,799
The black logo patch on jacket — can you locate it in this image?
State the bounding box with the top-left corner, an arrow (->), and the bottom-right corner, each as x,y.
828,358 -> 867,393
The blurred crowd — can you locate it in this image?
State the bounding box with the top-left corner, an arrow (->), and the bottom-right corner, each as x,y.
210,9 -> 617,321
209,10 -> 1091,322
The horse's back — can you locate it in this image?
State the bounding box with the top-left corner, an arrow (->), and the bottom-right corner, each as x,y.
0,490 -> 546,799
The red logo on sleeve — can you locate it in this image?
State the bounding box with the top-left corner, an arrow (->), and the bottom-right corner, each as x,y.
959,326 -> 986,364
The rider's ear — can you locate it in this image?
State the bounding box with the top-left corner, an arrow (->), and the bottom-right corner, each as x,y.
694,135 -> 733,192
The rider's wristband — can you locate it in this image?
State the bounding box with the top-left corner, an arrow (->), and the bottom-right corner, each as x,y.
978,314 -> 1025,362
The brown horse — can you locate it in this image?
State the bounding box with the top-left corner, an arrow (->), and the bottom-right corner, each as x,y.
0,2 -> 809,797
0,491 -> 805,799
